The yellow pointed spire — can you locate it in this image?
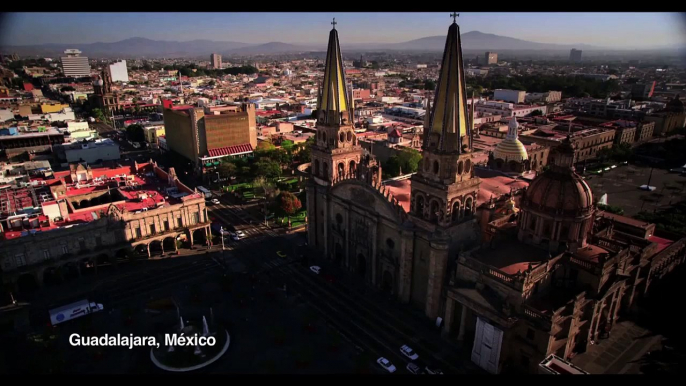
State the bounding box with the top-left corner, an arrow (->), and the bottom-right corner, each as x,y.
317,19 -> 351,126
428,16 -> 470,153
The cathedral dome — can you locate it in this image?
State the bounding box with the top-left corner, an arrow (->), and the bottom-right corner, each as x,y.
493,116 -> 528,162
522,136 -> 593,215
524,170 -> 593,214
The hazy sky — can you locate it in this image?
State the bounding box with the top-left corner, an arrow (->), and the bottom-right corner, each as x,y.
1,12 -> 685,49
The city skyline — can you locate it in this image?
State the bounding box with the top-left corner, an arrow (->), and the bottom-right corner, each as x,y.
1,12 -> 685,50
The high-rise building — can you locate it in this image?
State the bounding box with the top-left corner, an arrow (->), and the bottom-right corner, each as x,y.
570,48 -> 582,62
163,103 -> 257,175
210,53 -> 222,69
485,51 -> 498,65
60,49 -> 91,78
109,60 -> 129,82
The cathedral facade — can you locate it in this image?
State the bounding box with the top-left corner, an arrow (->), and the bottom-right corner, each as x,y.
307,20 -> 481,320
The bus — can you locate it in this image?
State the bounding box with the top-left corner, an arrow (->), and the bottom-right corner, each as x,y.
197,186 -> 212,198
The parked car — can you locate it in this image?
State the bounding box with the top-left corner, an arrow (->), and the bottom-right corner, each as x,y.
211,198 -> 220,205
376,357 -> 396,373
407,363 -> 423,374
276,251 -> 287,258
309,266 -> 321,274
400,345 -> 419,360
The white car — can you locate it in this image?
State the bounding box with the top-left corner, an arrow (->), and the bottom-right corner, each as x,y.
400,345 -> 419,360
235,230 -> 245,238
310,266 -> 321,274
376,357 -> 396,373
211,198 -> 220,205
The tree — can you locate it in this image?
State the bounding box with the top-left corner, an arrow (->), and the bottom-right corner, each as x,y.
217,162 -> 237,180
125,124 -> 145,143
128,80 -> 138,85
396,148 -> 422,174
280,139 -> 295,152
276,191 -> 302,222
256,141 -> 276,152
383,156 -> 401,178
298,137 -> 315,162
424,80 -> 436,91
254,159 -> 282,179
91,108 -> 107,123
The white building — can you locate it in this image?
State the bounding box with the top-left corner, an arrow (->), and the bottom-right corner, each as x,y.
475,100 -> 547,118
28,107 -> 76,122
494,89 -> 526,104
65,139 -> 120,164
60,49 -> 91,78
109,60 -> 129,82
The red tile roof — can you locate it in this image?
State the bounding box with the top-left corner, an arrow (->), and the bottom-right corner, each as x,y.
207,143 -> 254,157
648,235 -> 674,254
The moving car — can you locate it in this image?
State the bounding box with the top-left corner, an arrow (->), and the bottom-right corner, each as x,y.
424,365 -> 443,375
276,251 -> 287,258
211,198 -> 220,205
309,266 -> 321,274
376,357 -> 396,373
407,363 -> 423,374
400,345 -> 419,360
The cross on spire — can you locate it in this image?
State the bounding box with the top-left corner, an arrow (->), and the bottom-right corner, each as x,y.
331,17 -> 337,29
450,12 -> 459,23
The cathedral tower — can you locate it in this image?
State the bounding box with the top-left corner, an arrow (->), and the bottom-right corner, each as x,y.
309,18 -> 366,184
409,17 -> 481,232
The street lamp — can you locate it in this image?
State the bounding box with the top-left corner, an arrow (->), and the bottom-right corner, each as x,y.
216,171 -> 220,189
220,226 -> 225,251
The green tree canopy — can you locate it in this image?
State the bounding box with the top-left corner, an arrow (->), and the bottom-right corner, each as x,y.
383,156 -> 401,178
280,139 -> 295,152
253,158 -> 282,179
217,162 -> 237,179
125,124 -> 145,143
396,148 -> 422,174
424,80 -> 436,91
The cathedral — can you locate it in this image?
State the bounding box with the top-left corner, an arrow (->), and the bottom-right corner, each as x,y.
306,17 -> 686,374
307,18 -> 481,320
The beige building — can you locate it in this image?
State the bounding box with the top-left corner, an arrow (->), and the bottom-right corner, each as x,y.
163,103 -> 257,175
1,162 -> 211,295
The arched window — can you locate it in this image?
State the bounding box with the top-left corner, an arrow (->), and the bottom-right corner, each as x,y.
451,201 -> 461,222
347,132 -> 353,142
337,162 -> 345,178
465,159 -> 472,174
349,160 -> 356,173
339,132 -> 345,143
433,160 -> 439,174
415,195 -> 425,217
322,132 -> 327,144
429,200 -> 440,221
323,162 -> 329,180
314,159 -> 320,176
464,197 -> 473,218
457,161 -> 464,175
336,213 -> 343,225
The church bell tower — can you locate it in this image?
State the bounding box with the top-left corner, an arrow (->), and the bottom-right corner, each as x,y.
409,16 -> 481,231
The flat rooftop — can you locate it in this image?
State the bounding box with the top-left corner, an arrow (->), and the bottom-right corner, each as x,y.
471,237 -> 550,275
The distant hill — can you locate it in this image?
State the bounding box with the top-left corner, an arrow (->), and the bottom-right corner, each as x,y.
3,31 -> 678,59
227,42 -> 314,55
386,31 -> 602,52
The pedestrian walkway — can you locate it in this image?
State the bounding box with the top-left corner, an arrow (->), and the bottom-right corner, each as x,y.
572,320 -> 662,374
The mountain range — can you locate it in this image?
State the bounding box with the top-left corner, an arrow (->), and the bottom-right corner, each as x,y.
1,31 -> 680,58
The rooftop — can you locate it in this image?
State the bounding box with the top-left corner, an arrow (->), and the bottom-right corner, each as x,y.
471,237 -> 551,275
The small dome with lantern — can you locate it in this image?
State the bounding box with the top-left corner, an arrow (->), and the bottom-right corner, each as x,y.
493,116 -> 528,163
